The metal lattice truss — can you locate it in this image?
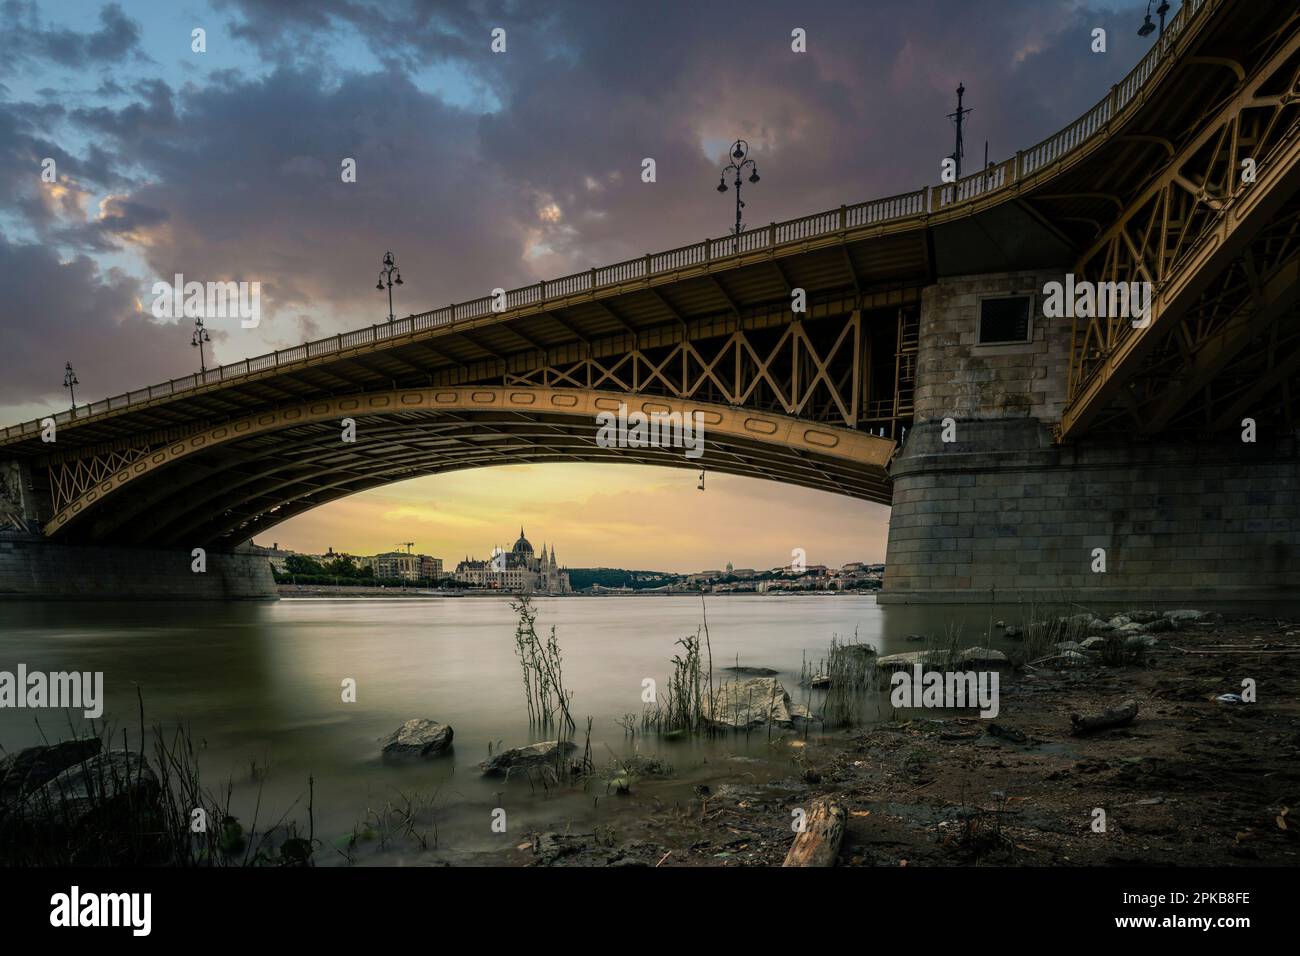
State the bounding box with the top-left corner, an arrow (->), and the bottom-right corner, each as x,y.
502,314 -> 863,430
47,445 -> 153,515
1061,25 -> 1300,438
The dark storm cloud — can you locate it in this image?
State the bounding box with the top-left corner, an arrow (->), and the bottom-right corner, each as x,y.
1,0 -> 1152,416
212,0 -> 554,76
0,1 -> 144,75
197,0 -> 1149,268
0,96 -> 132,242
70,79 -> 177,140
0,235 -> 180,407
58,66 -> 532,327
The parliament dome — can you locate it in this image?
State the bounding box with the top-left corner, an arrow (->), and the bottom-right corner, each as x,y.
512,528 -> 534,555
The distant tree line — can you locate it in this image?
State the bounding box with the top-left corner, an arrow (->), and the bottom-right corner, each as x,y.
566,568 -> 683,591
271,554 -> 460,588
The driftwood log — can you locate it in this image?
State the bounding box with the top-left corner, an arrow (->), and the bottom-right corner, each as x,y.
782,798 -> 846,867
1070,699 -> 1139,735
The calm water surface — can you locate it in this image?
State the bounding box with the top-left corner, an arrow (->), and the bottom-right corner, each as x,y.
0,594 -> 1026,862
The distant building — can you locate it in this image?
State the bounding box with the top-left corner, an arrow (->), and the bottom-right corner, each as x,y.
686,570 -> 724,584
252,541 -> 295,572
419,555 -> 443,580
375,551 -> 419,581
454,527 -> 571,594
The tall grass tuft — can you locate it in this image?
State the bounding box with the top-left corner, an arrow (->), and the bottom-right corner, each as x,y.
1,700 -> 316,867
511,593 -> 575,735
639,596 -> 720,737
803,632 -> 883,728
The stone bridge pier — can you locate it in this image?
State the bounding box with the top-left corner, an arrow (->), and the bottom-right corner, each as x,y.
878,270 -> 1300,605
1,460 -> 275,600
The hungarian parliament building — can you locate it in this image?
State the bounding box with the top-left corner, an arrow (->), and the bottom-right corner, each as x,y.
453,528 -> 572,594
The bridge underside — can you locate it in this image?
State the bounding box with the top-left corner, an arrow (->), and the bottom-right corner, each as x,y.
38,388 -> 895,549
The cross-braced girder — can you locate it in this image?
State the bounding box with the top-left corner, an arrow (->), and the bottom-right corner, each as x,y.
1061,26 -> 1300,439
501,312 -> 864,429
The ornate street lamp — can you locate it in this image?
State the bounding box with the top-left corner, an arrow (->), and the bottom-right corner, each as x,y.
376,250 -> 403,322
716,140 -> 760,254
192,316 -> 211,373
1139,0 -> 1171,38
63,362 -> 79,410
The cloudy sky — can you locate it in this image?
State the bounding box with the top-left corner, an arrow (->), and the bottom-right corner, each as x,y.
1,0 -> 1158,571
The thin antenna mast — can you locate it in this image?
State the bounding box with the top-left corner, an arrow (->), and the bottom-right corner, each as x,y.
947,83 -> 972,179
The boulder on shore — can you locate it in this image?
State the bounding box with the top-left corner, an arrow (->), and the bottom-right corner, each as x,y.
957,646 -> 1009,667
1127,610 -> 1164,624
18,751 -> 159,829
0,739 -> 102,808
704,677 -> 793,729
382,719 -> 454,759
1164,609 -> 1215,625
480,740 -> 577,777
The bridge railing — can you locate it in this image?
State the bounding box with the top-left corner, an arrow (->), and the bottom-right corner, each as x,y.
0,0 -> 1219,444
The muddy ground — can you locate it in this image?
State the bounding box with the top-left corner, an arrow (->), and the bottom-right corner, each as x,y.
508,614 -> 1300,867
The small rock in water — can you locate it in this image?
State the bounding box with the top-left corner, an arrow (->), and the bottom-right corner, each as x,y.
382,719 -> 454,759
480,740 -> 577,776
876,650 -> 941,670
789,703 -> 817,725
722,665 -> 779,676
704,677 -> 793,729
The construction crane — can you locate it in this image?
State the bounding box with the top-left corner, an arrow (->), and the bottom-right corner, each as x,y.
397,542 -> 414,554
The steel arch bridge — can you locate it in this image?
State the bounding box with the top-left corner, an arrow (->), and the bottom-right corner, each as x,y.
1,0 -> 1297,551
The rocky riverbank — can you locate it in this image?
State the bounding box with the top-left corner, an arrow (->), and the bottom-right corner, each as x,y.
497,609 -> 1300,867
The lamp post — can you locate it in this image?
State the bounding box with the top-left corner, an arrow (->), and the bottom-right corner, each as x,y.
192,316 -> 211,373
1138,0 -> 1170,38
716,140 -> 760,254
376,250 -> 403,322
63,362 -> 79,410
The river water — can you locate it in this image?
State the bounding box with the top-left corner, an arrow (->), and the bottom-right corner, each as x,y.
0,594 -> 1029,863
